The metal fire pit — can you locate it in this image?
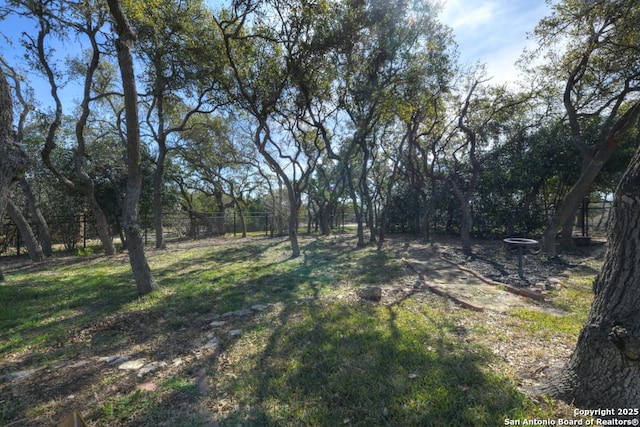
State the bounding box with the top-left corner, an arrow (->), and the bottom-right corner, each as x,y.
503,238 -> 540,279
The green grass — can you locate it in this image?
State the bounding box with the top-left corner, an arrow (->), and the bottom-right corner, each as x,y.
510,270 -> 594,340
220,299 -> 540,426
0,235 -> 596,426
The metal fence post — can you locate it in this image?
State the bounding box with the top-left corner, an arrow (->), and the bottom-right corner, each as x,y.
265,213 -> 268,237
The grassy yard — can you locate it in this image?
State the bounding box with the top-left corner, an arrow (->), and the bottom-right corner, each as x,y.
0,235 -> 597,426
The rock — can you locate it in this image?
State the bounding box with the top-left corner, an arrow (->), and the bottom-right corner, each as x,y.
118,359 -> 147,371
533,282 -> 547,292
546,278 -> 563,290
106,355 -> 131,365
69,360 -> 90,369
137,361 -> 167,377
251,304 -> 268,312
209,320 -> 226,328
2,368 -> 43,383
49,361 -> 68,370
228,329 -> 243,338
203,338 -> 221,349
359,286 -> 382,302
221,308 -> 254,318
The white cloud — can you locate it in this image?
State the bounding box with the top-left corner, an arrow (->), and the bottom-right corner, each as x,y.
440,0 -> 552,84
441,0 -> 496,31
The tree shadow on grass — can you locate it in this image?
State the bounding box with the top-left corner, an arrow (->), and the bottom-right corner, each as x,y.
211,296 -> 534,426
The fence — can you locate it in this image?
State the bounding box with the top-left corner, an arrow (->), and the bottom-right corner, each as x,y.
385,197 -> 613,239
0,210 -> 351,256
0,199 -> 612,257
1,214 -> 97,256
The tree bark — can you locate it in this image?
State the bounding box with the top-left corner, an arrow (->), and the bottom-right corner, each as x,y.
447,177 -> 473,254
153,141 -> 167,248
19,178 -> 53,256
6,199 -> 45,262
544,140 -> 640,408
0,66 -> 30,281
346,164 -> 365,248
108,0 -> 158,295
320,199 -> 334,236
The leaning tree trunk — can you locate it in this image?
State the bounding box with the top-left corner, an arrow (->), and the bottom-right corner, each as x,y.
85,190 -> 116,256
19,178 -> 53,256
542,127 -> 633,257
6,199 -> 44,262
108,0 -> 158,296
0,66 -> 30,281
544,141 -> 640,408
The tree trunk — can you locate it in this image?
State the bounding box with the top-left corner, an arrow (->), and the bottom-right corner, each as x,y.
542,115 -> 638,257
153,148 -> 167,249
153,144 -> 167,249
542,168 -> 596,257
19,178 -> 53,256
543,142 -> 640,409
285,183 -> 301,257
559,201 -> 581,248
108,0 -> 158,296
86,191 -> 116,255
0,66 -> 30,281
320,200 -> 334,236
233,199 -> 247,238
347,165 -> 365,247
359,147 -> 377,244
448,178 -> 473,254
6,199 -> 45,262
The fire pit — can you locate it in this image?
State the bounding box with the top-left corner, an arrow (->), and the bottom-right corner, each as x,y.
503,238 -> 540,280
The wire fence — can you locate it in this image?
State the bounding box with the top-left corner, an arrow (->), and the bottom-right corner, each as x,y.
1,199 -> 612,257
0,210 -> 351,256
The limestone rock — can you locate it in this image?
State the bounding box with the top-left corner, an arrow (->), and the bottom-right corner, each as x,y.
203,338 -> 221,349
118,359 -> 147,371
137,361 -> 167,377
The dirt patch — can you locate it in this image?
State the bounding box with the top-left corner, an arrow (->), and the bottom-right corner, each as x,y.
401,241 -> 570,315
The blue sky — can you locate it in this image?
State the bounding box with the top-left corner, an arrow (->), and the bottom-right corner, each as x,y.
0,0 -> 554,111
440,0 -> 553,85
